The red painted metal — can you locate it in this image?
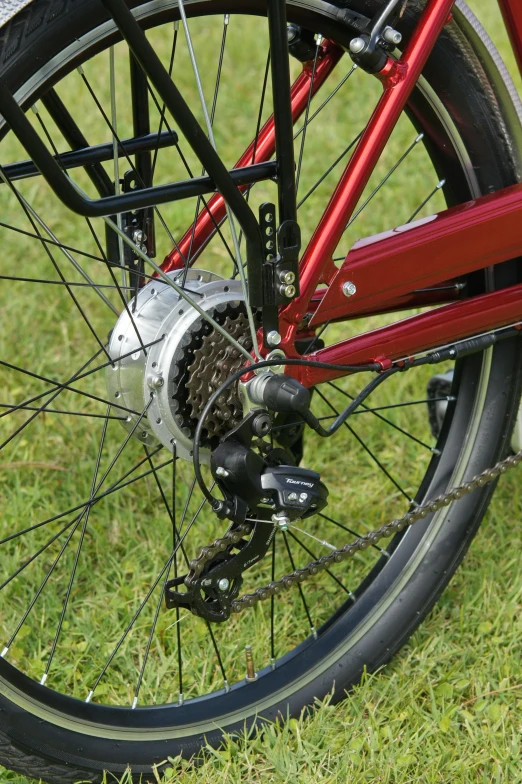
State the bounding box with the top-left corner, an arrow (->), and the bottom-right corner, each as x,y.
288,281 -> 522,387
497,0 -> 522,79
161,41 -> 343,273
278,0 -> 455,352
311,183 -> 522,325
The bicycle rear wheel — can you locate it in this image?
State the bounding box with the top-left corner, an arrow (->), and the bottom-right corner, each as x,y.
0,1 -> 521,782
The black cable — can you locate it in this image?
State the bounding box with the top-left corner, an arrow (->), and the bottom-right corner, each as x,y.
192,356 -> 382,510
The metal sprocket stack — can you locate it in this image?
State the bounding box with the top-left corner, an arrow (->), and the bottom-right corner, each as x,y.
185,308 -> 253,440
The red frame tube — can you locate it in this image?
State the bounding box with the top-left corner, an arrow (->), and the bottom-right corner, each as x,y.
159,0 -> 522,388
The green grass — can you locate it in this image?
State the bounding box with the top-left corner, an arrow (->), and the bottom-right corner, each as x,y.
1,0 -> 522,781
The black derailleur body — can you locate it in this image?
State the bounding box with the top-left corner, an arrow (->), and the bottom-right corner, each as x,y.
165,400 -> 328,623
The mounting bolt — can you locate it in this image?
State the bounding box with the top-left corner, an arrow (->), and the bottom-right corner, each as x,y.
281,284 -> 296,298
288,492 -> 298,501
349,37 -> 366,55
272,513 -> 290,531
383,26 -> 402,45
342,281 -> 357,297
299,493 -> 308,502
216,466 -> 230,478
267,330 -> 281,347
218,578 -> 230,592
133,229 -> 146,244
279,270 -> 295,285
147,374 -> 164,389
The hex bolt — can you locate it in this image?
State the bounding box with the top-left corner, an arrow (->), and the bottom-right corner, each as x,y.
383,26 -> 402,45
133,229 -> 146,244
216,466 -> 230,478
147,374 -> 164,389
299,493 -> 308,502
288,492 -> 298,501
266,330 -> 281,347
342,281 -> 357,297
349,37 -> 366,54
282,284 -> 296,298
279,270 -> 295,285
218,578 -> 230,592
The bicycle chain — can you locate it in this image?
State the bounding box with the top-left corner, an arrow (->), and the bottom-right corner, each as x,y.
186,450 -> 522,615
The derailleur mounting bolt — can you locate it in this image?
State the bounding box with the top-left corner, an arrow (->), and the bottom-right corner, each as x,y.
272,513 -> 290,531
216,466 -> 230,478
299,493 -> 308,502
288,492 -> 298,501
218,578 -> 230,592
266,330 -> 282,347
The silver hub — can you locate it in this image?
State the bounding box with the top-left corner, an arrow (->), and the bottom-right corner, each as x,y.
106,269 -> 246,462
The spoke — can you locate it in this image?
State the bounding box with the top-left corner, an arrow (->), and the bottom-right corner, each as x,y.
86,481 -> 214,702
0,402 -> 126,420
287,523 -> 336,551
328,381 -> 437,453
177,0 -> 260,359
0,518 -> 77,592
295,38 -> 321,193
0,221 -> 106,262
78,66 -> 177,250
288,530 -> 354,599
205,620 -> 229,691
151,21 -> 179,180
301,320 -> 331,355
0,447 -> 165,548
0,334 -> 163,425
270,535 -> 276,668
41,406 -> 111,685
185,13 -> 230,279
296,131 -> 363,210
282,532 -> 316,638
318,512 -> 388,557
293,65 -> 357,140
352,396 -> 455,414
144,446 -> 190,568
345,134 -> 425,229
0,274 -> 132,289
109,46 -> 127,291
1,517 -> 84,655
0,164 -> 118,318
407,178 -> 446,223
315,387 -> 414,504
131,565 -> 172,708
172,450 -> 185,703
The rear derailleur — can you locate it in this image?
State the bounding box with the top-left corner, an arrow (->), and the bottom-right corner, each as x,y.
165,377 -> 329,623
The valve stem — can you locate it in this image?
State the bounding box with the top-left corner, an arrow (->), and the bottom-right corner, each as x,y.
245,644 -> 257,682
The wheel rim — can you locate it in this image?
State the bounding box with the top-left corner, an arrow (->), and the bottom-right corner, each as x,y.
0,0 -> 495,732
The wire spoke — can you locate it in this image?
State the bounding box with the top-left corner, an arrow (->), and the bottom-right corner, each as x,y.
41,406 -> 111,684
318,512 -> 388,557
407,178 -> 446,223
315,387 -> 414,504
288,530 -> 355,599
296,131 -> 363,210
293,65 -> 357,140
295,39 -> 321,193
282,532 -> 316,637
345,134 -> 424,229
328,381 -> 437,453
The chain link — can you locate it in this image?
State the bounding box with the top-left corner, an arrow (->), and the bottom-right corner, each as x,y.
184,450 -> 522,615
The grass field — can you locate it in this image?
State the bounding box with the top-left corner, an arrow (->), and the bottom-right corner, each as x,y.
0,0 -> 522,781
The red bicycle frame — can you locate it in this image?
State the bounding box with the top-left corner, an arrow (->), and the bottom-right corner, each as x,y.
161,0 -> 522,387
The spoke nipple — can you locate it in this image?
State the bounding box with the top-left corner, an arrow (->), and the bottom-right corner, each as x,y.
311,626 -> 318,640
178,692 -> 185,705
0,647 -> 8,659
40,673 -> 48,686
224,680 -> 230,693
270,657 -> 276,671
437,179 -> 446,189
132,697 -> 138,710
77,65 -> 85,76
342,281 -> 357,298
415,133 -> 425,143
431,448 -> 441,456
31,104 -> 39,115
86,690 -> 93,703
245,645 -> 257,682
224,13 -> 230,24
